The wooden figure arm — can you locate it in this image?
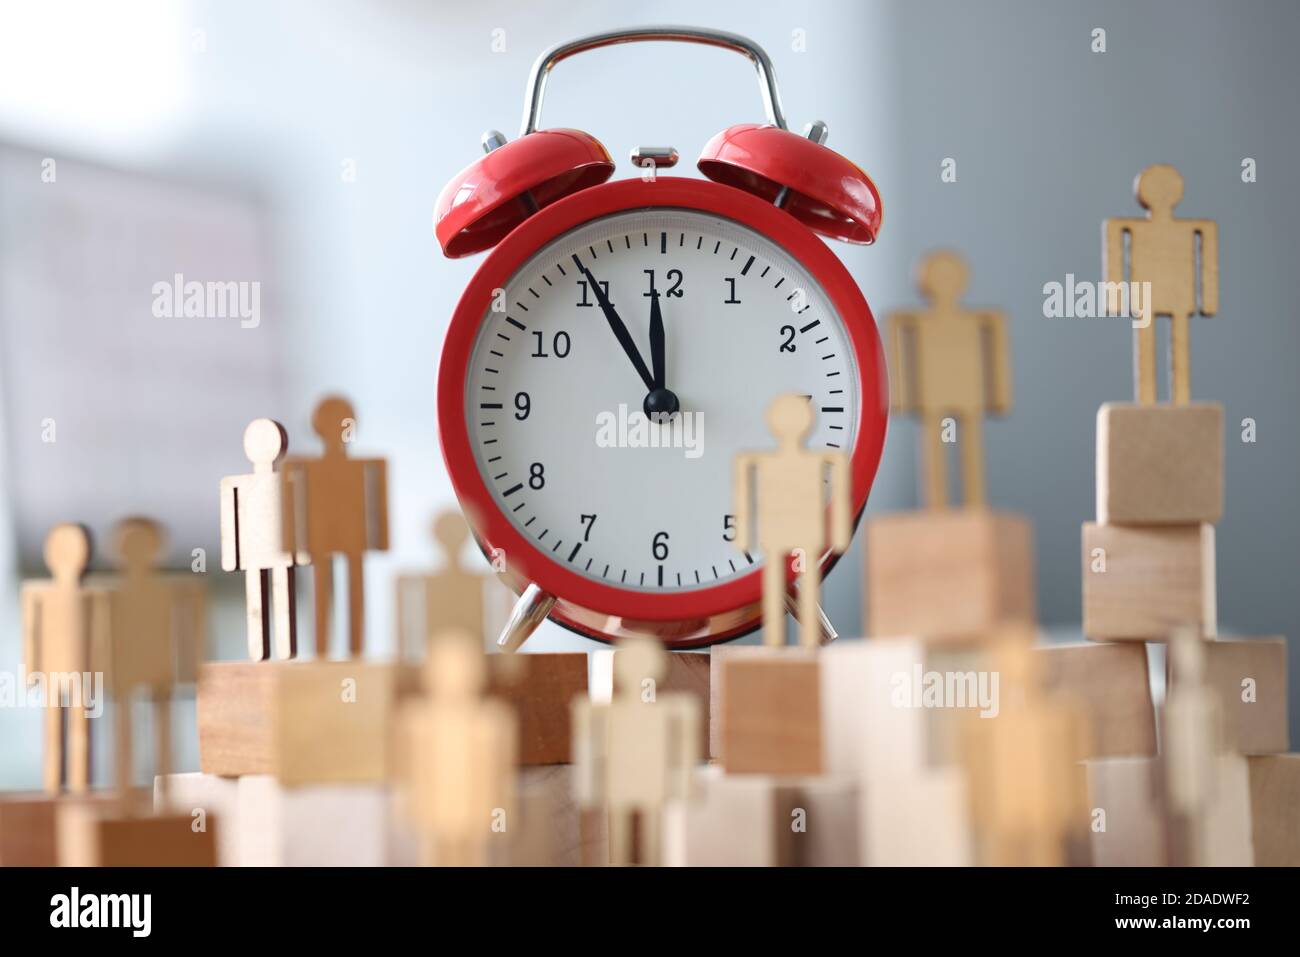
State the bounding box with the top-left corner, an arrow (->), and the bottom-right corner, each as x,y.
886,311 -> 916,412
569,701 -> 604,806
826,453 -> 852,552
366,459 -> 390,551
177,582 -> 208,683
89,589 -> 114,690
732,456 -> 753,551
20,585 -> 40,675
1102,220 -> 1129,286
280,463 -> 310,563
1196,222 -> 1219,315
980,311 -> 1013,414
219,476 -> 241,572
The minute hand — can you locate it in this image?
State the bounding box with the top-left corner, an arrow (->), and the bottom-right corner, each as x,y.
572,254 -> 654,391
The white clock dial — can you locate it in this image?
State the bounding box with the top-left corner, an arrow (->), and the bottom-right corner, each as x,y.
465,207 -> 860,593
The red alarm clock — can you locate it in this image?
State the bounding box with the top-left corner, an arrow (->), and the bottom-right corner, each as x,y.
435,27 -> 887,650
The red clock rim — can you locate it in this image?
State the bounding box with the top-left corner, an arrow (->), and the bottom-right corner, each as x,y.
437,176 -> 888,622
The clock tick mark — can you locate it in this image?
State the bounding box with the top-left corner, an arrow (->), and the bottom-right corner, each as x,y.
799,319 -> 820,333
741,255 -> 755,275
506,317 -> 526,331
503,483 -> 523,497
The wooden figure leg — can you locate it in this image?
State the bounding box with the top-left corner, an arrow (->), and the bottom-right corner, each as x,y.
609,809 -> 634,866
346,552 -> 364,657
155,692 -> 172,783
960,413 -> 986,508
272,565 -> 297,660
1170,313 -> 1191,405
923,411 -> 949,508
313,552 -> 333,658
1134,313 -> 1157,405
639,809 -> 662,867
115,691 -> 133,803
245,568 -> 270,660
43,702 -> 63,794
762,555 -> 787,647
796,559 -> 821,650
68,704 -> 91,794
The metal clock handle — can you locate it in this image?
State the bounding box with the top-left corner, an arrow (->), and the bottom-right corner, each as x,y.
519,26 -> 789,136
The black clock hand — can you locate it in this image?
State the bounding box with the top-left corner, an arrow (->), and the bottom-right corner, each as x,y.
648,289 -> 666,390
572,254 -> 654,391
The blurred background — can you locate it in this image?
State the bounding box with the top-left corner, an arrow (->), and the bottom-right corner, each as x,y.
1,0 -> 1297,787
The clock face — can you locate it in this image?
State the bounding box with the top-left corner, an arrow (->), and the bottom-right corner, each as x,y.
464,207 -> 861,595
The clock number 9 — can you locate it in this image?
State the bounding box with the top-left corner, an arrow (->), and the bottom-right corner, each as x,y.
528,462 -> 545,490
514,391 -> 530,420
652,530 -> 670,561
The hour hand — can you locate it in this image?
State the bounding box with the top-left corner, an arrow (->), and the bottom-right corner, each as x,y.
572,254 -> 654,391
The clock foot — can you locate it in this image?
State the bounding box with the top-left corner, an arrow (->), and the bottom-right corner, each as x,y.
497,583 -> 556,652
784,591 -> 838,645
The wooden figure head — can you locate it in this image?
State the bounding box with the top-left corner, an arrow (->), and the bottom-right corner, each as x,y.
916,249 -> 969,309
44,523 -> 91,584
1134,164 -> 1184,219
426,629 -> 486,699
1168,627 -> 1205,684
112,517 -> 164,576
242,417 -> 289,473
765,393 -> 814,449
312,395 -> 356,456
613,635 -> 667,697
433,510 -> 471,568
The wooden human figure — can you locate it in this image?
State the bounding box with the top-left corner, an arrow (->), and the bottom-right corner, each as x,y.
572,636 -> 699,866
963,637 -> 1091,866
1163,628 -> 1224,866
396,511 -> 485,661
105,518 -> 204,811
283,396 -> 389,658
887,250 -> 1011,509
733,394 -> 850,648
1104,164 -> 1219,406
220,418 -> 306,661
21,524 -> 105,794
402,630 -> 515,866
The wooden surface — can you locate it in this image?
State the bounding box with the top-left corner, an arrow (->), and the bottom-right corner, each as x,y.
1246,754 -> 1300,866
1103,164 -> 1218,405
57,803 -> 217,866
719,648 -> 822,775
1097,402 -> 1223,524
1037,641 -> 1157,757
1082,522 -> 1216,640
154,772 -> 241,867
887,250 -> 1011,508
1168,637 -> 1289,755
1084,757 -> 1167,866
488,652 -> 588,765
866,509 -> 1035,641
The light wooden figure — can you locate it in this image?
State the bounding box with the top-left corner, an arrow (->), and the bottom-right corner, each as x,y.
401,631 -> 515,866
887,250 -> 1011,508
733,393 -> 850,648
572,636 -> 699,866
105,517 -> 204,810
397,510 -> 485,661
1104,164 -> 1219,405
283,395 -> 389,658
220,418 -> 306,661
21,524 -> 106,794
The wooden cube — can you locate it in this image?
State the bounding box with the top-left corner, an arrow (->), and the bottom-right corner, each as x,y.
0,793 -> 114,865
1246,754 -> 1300,865
718,648 -> 821,775
488,652 -> 588,765
197,660 -> 416,785
236,774 -> 417,866
1097,402 -> 1223,525
592,649 -> 709,758
1168,638 -> 1288,755
492,765 -> 607,867
862,768 -> 971,866
1082,522 -> 1216,640
1036,642 -> 1156,757
866,510 -> 1035,641
155,772 -> 241,866
57,803 -> 217,866
664,767 -> 792,866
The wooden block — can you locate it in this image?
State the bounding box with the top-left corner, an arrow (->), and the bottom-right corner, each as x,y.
493,765 -> 607,866
866,510 -> 1035,641
1037,642 -> 1156,757
237,774 -> 417,866
719,648 -> 821,775
664,767 -> 792,866
154,772 -> 240,866
1168,638 -> 1288,754
488,652 -> 587,765
197,660 -> 417,785
0,793 -> 112,865
778,776 -> 860,866
1246,754 -> 1300,865
862,768 -> 971,866
57,803 -> 217,866
592,649 -> 709,758
1082,522 -> 1216,640
1097,402 -> 1223,524
1085,757 -> 1166,866
820,639 -> 929,777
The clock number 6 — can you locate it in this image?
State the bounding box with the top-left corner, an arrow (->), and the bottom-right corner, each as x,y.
652,530 -> 670,561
